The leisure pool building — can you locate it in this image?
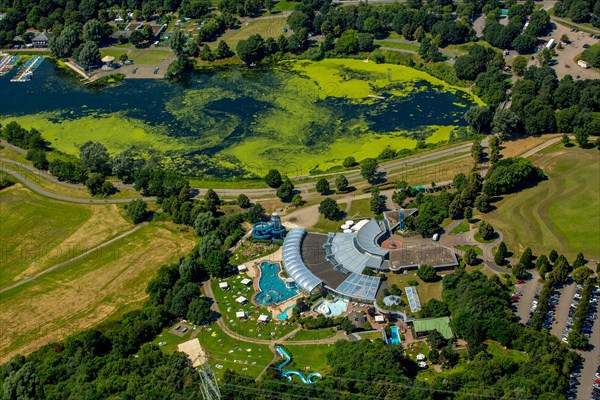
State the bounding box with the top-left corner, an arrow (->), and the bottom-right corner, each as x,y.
282,212 -> 458,304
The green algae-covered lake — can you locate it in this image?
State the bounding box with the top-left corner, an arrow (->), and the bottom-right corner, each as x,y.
0,58 -> 482,178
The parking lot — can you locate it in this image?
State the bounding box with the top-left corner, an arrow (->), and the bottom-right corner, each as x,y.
548,283 -> 600,400
514,272 -> 542,323
541,23 -> 600,80
505,20 -> 600,80
550,282 -> 578,338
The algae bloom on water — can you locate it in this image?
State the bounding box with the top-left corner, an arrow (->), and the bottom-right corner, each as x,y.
0,58 -> 482,179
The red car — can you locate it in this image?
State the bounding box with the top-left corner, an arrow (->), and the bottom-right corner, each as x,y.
516,280 -> 526,284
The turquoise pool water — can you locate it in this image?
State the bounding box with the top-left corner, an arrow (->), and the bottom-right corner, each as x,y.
255,262 -> 298,305
389,325 -> 401,345
277,305 -> 296,320
314,298 -> 348,317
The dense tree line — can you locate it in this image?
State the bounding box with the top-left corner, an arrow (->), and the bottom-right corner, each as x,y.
482,157 -> 546,196
553,0 -> 600,26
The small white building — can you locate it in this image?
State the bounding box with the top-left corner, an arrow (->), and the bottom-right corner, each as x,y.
241,278 -> 252,286
578,60 -> 590,69
374,315 -> 385,323
258,314 -> 269,323
236,311 -> 246,319
236,296 -> 247,304
237,264 -> 248,272
219,282 -> 229,290
416,353 -> 426,361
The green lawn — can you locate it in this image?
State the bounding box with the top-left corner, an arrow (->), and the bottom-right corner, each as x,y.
152,323 -> 274,380
484,146 -> 600,260
455,245 -> 483,256
385,273 -> 443,317
486,340 -> 528,363
220,18 -> 288,49
100,48 -> 128,60
210,277 -> 298,340
449,220 -> 469,235
272,0 -> 298,11
286,328 -> 336,341
375,41 -> 420,52
347,198 -> 373,219
0,219 -> 197,363
283,344 -> 333,374
128,49 -> 174,64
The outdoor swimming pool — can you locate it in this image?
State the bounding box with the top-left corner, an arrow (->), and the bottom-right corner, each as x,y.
389,325 -> 401,345
277,304 -> 296,320
314,298 -> 349,317
255,261 -> 298,305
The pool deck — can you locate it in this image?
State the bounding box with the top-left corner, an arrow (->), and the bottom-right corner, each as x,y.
242,247 -> 304,319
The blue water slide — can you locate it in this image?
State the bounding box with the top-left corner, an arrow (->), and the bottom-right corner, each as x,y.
276,346 -> 321,384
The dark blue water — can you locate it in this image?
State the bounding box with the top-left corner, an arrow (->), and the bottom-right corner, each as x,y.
0,61 -> 474,178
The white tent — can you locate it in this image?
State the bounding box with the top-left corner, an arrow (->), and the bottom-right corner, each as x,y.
375,315 -> 385,323
343,229 -> 353,233
237,264 -> 248,272
257,314 -> 269,323
341,224 -> 349,230
219,282 -> 229,290
351,219 -> 369,232
236,296 -> 247,304
236,311 -> 246,318
416,353 -> 426,361
241,278 -> 252,286
346,220 -> 355,226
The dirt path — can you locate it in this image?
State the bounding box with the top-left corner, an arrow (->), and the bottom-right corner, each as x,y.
0,222 -> 148,294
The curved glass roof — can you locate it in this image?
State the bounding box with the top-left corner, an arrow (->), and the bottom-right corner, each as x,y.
282,228 -> 322,293
334,273 -> 380,301
355,220 -> 388,257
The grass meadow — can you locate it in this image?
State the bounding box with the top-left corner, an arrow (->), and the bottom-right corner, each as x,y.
484,145 -> 600,260
0,184 -> 197,363
0,184 -> 132,289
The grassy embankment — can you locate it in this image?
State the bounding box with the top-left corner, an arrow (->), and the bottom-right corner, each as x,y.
0,183 -> 196,363
484,144 -> 600,260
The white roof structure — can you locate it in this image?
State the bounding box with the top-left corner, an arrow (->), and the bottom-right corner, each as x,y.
219,282 -> 229,289
351,219 -> 369,232
282,228 -> 322,293
258,314 -> 269,323
236,311 -> 246,318
346,220 -> 354,226
237,264 -> 247,272
375,315 -> 385,323
236,296 -> 247,304
341,224 -> 349,230
241,278 -> 252,286
416,353 -> 426,361
343,229 -> 353,233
